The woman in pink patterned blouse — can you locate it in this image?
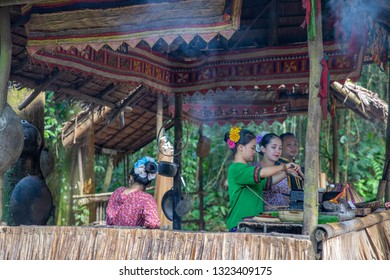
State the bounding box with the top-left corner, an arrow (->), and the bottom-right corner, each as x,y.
255,133 -> 303,209
106,156 -> 160,229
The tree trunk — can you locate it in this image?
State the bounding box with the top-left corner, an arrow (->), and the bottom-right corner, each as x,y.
303,2 -> 323,256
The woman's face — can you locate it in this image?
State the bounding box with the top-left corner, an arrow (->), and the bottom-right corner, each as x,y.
261,137 -> 282,162
282,136 -> 298,159
241,138 -> 257,162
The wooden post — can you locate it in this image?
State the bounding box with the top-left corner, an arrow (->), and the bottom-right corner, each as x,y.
197,126 -> 205,230
332,99 -> 339,183
385,64 -> 390,203
86,112 -> 96,223
303,2 -> 323,256
0,7 -> 11,221
173,93 -> 183,230
155,93 -> 173,229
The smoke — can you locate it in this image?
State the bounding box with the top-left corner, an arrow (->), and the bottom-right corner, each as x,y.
326,0 -> 379,43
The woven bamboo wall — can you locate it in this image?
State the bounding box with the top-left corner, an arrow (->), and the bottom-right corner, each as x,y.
321,214 -> 390,260
0,226 -> 314,260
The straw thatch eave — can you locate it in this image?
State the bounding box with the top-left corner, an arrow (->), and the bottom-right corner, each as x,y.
331,80 -> 388,124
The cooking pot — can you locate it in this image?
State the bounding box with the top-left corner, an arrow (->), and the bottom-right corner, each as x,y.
158,161 -> 178,177
162,188 -> 193,221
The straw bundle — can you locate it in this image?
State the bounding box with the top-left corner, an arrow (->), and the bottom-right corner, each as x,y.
321,210 -> 390,260
0,225 -> 314,260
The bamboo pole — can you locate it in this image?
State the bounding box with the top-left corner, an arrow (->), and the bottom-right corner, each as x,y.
303,2 -> 323,255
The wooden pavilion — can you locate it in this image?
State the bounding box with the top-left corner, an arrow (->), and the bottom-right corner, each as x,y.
1,0 -> 390,260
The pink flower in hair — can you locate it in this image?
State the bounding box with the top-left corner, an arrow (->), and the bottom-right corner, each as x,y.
227,139 -> 236,149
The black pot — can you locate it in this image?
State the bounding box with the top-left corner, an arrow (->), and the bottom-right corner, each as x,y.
161,189 -> 193,221
162,189 -> 175,221
158,161 -> 178,177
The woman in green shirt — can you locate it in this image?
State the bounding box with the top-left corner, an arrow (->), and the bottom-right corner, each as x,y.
224,127 -> 299,232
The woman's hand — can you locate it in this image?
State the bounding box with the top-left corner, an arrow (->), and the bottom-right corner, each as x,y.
286,163 -> 304,180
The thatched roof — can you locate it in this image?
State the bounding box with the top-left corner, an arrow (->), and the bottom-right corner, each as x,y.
6,0 -> 390,153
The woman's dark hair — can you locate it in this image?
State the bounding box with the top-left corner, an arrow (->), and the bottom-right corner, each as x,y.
130,161 -> 158,186
280,132 -> 296,142
224,128 -> 255,154
258,133 -> 280,156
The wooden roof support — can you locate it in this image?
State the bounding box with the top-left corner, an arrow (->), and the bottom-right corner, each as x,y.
0,6 -> 12,220
18,70 -> 61,110
385,65 -> 390,203
96,83 -> 118,99
0,7 -> 12,111
107,84 -> 145,124
303,3 -> 323,257
173,93 -> 183,230
94,85 -> 146,140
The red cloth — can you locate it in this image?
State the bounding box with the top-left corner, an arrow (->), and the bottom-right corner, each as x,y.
106,187 -> 160,229
319,59 -> 329,120
300,0 -> 311,28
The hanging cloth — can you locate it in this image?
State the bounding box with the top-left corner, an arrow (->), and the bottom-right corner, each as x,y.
301,0 -> 318,41
319,58 -> 329,120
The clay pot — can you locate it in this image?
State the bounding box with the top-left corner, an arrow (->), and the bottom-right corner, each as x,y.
158,161 -> 178,177
0,106 -> 24,174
